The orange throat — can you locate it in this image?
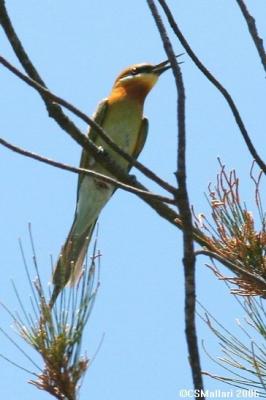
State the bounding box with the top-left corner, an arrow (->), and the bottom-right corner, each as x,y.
109,77 -> 156,105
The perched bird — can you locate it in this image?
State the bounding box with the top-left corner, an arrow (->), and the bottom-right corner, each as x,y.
50,57 -> 179,306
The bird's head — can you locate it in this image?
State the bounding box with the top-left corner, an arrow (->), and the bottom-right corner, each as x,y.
110,56 -> 182,103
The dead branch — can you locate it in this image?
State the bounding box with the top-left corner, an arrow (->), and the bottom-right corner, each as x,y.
147,0 -> 205,396
157,0 -> 266,174
236,0 -> 266,73
0,136 -> 175,204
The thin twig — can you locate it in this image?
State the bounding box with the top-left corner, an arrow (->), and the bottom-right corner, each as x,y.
147,0 -> 204,396
0,0 -> 46,85
0,352 -> 38,377
0,136 -> 175,204
157,0 -> 266,174
235,0 -> 266,73
0,325 -> 41,372
195,250 -> 266,292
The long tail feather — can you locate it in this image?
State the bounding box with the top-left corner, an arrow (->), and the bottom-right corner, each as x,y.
49,220 -> 96,307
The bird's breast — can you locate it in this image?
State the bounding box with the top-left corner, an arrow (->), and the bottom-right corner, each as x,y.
96,99 -> 143,172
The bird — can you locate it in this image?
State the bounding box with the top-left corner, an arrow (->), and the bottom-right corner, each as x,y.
50,57 -> 181,307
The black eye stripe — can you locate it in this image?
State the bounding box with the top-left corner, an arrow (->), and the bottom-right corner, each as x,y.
130,65 -> 153,75
117,65 -> 154,81
130,65 -> 153,76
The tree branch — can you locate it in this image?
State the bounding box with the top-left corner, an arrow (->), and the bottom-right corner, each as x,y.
195,250 -> 266,292
236,0 -> 266,73
157,0 -> 266,174
0,136 -> 175,205
0,0 -> 46,85
147,0 -> 204,396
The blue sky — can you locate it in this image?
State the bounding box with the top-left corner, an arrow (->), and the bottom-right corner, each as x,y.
0,1 -> 266,399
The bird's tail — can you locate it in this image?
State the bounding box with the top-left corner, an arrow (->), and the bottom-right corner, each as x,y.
49,219 -> 96,307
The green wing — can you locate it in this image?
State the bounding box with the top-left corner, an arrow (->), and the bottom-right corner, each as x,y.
128,117 -> 149,171
77,99 -> 109,197
77,107 -> 148,196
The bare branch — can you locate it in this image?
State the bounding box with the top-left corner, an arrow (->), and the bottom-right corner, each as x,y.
147,0 -> 204,396
0,0 -> 89,167
0,132 -> 190,243
0,136 -> 175,204
236,0 -> 266,73
157,0 -> 266,174
0,0 -> 46,85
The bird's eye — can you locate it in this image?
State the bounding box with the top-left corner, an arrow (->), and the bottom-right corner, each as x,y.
131,67 -> 138,75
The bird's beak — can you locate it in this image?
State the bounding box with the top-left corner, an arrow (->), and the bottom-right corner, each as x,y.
152,53 -> 184,75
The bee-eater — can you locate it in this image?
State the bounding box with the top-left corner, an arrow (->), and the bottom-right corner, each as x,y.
50,58 -> 178,306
